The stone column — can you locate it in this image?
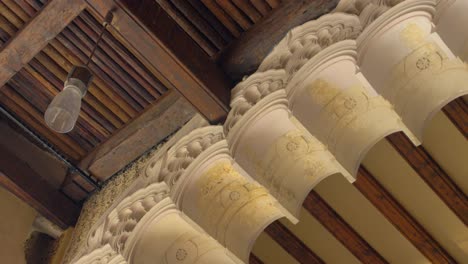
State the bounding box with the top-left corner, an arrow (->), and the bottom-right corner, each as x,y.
357,0 -> 468,142
160,126 -> 289,262
225,70 -> 349,218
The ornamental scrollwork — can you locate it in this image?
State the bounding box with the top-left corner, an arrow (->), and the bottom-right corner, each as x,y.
257,13 -> 362,76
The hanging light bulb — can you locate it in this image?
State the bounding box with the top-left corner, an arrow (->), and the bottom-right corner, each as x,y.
44,66 -> 93,133
44,12 -> 113,133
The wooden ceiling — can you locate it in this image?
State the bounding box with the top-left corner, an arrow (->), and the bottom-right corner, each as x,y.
0,0 -> 168,162
0,0 -> 467,263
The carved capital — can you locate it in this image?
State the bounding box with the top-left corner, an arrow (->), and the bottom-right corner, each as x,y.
258,13 -> 362,76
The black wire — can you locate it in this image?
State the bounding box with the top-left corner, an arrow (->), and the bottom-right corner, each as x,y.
0,104 -> 100,189
85,21 -> 109,66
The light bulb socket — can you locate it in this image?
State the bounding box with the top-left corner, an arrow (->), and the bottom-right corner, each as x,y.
65,66 -> 93,97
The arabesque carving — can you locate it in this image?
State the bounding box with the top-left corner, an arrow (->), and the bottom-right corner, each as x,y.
258,13 -> 362,75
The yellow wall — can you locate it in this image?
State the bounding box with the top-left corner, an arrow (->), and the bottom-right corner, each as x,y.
0,186 -> 36,264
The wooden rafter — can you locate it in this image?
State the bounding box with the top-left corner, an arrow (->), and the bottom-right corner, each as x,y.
219,0 -> 340,80
443,98 -> 468,138
78,91 -> 195,180
0,143 -> 80,228
355,167 -> 456,264
249,254 -> 263,264
85,0 -> 232,124
265,221 -> 324,264
0,0 -> 86,88
387,132 -> 468,225
304,191 -> 388,263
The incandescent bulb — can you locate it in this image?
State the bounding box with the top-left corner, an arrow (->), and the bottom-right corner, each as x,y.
44,66 -> 93,133
44,84 -> 83,133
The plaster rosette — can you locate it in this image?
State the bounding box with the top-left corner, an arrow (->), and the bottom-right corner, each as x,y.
159,126 -> 290,262
357,0 -> 468,142
435,0 -> 468,61
224,70 -> 350,218
74,182 -> 241,264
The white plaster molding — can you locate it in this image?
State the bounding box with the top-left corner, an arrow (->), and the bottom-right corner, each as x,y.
32,215 -> 64,239
334,0 -> 404,28
357,0 -> 468,142
435,0 -> 468,61
286,39 -> 414,177
73,245 -> 127,264
74,183 -> 242,264
225,70 -> 351,217
166,126 -> 291,262
257,13 -> 362,76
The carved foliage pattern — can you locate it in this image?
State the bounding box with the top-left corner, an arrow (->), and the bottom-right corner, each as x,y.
159,130 -> 224,188
334,0 -> 404,28
89,185 -> 169,255
258,14 -> 362,76
74,245 -> 127,264
224,71 -> 286,134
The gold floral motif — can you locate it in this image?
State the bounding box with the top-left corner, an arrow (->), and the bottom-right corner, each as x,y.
245,129 -> 333,212
197,162 -> 280,240
400,23 -> 428,49
165,231 -> 222,264
307,79 -> 394,152
388,40 -> 467,113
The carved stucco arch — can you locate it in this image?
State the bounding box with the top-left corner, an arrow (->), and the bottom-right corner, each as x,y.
70,1 -> 468,263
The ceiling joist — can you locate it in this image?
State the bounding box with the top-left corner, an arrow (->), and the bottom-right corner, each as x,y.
387,132 -> 468,225
0,0 -> 86,88
356,167 -> 456,264
265,221 -> 324,264
304,191 -> 388,263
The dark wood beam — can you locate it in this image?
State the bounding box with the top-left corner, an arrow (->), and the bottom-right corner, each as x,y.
443,98 -> 468,138
76,91 -> 195,181
0,0 -> 86,88
265,221 -> 324,264
0,145 -> 80,229
304,191 -> 388,263
219,0 -> 340,80
249,254 -> 264,264
85,0 -> 232,123
387,132 -> 468,225
355,167 -> 456,264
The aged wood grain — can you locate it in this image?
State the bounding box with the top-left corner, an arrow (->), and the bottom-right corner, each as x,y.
86,0 -> 232,123
387,132 -> 468,225
249,254 -> 264,264
82,92 -> 195,180
0,0 -> 86,88
355,167 -> 456,264
220,0 -> 339,80
265,221 -> 325,264
304,191 -> 388,263
443,98 -> 468,138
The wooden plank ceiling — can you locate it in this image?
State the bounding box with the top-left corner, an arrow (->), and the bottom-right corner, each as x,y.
0,1 -> 467,263
0,0 -> 167,162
